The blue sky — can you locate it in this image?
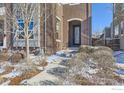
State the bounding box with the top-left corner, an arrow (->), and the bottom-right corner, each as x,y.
92,3 -> 113,33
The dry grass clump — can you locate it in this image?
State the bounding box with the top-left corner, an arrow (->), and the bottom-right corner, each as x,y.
11,52 -> 25,63
62,56 -> 88,85
75,52 -> 89,62
67,56 -> 84,70
0,77 -> 8,84
90,47 -> 115,79
34,57 -> 48,70
0,53 -> 10,61
72,74 -> 93,85
9,69 -> 40,85
113,75 -> 124,83
95,46 -> 113,53
62,46 -> 118,85
78,45 -> 94,54
0,49 -> 10,61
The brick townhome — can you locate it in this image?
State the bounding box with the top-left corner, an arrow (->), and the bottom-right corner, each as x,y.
41,3 -> 92,54
0,3 -> 92,54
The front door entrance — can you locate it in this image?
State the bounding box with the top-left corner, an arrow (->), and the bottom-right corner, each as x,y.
73,25 -> 81,45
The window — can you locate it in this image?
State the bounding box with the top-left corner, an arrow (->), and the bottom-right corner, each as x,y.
121,21 -> 124,34
0,20 -> 4,46
56,18 -> 60,32
17,19 -> 34,39
122,3 -> 124,9
18,19 -> 24,39
56,18 -> 61,39
114,25 -> 119,38
28,20 -> 34,39
0,4 -> 4,7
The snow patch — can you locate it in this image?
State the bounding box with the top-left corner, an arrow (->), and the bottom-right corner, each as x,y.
47,55 -> 62,63
114,51 -> 124,56
20,79 -> 29,85
1,80 -> 11,85
0,68 -> 5,73
2,70 -> 22,78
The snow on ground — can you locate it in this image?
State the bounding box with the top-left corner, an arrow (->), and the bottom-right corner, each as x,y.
1,69 -> 22,78
0,61 -> 12,67
1,68 -> 22,78
47,55 -> 62,63
47,49 -> 77,63
0,61 -> 12,74
114,69 -> 124,75
113,51 -> 124,56
1,80 -> 11,85
114,51 -> 124,64
114,51 -> 124,78
0,67 -> 5,74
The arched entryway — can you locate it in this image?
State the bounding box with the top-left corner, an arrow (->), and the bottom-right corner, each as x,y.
68,20 -> 81,47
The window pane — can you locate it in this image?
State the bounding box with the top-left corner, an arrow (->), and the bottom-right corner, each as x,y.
18,19 -> 24,30
29,21 -> 33,30
114,25 -> 119,37
28,31 -> 34,39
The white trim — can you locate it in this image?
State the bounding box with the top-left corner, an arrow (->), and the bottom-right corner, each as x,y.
3,10 -> 6,48
56,16 -> 61,21
69,3 -> 80,5
67,18 -> 82,22
58,3 -> 62,6
38,3 -> 40,47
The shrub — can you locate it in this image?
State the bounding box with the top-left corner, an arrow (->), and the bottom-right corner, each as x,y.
11,52 -> 25,63
61,46 -> 117,85
72,74 -> 93,85
0,53 -> 10,61
78,45 -> 95,54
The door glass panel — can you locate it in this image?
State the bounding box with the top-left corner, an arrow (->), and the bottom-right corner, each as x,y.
74,26 -> 80,44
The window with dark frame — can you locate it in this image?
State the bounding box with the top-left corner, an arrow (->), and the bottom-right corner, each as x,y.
17,19 -> 34,39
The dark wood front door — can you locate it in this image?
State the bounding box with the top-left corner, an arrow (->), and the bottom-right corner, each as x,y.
73,25 -> 81,45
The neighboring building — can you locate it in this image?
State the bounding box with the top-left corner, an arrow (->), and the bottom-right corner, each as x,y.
103,27 -> 112,47
92,32 -> 102,46
0,3 -> 92,54
110,4 -> 124,50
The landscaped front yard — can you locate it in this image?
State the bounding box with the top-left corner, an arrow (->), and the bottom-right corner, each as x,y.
0,46 -> 124,85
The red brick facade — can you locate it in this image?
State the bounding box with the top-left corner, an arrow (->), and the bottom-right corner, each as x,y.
40,4 -> 92,54
1,3 -> 92,55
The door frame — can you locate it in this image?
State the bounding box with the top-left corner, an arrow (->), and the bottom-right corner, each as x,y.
73,25 -> 81,45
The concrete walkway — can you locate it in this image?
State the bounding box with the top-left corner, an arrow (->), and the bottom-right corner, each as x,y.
25,63 -> 66,85
21,49 -> 77,85
22,49 -> 78,85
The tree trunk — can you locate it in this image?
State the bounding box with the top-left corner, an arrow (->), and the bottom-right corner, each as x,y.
26,37 -> 30,63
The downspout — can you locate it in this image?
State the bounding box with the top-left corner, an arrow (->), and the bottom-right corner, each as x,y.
44,3 -> 47,54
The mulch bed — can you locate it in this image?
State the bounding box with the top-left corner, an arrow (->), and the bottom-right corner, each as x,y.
9,69 -> 41,85
0,66 -> 14,76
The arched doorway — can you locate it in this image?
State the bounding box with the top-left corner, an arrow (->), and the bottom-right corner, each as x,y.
68,20 -> 81,47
